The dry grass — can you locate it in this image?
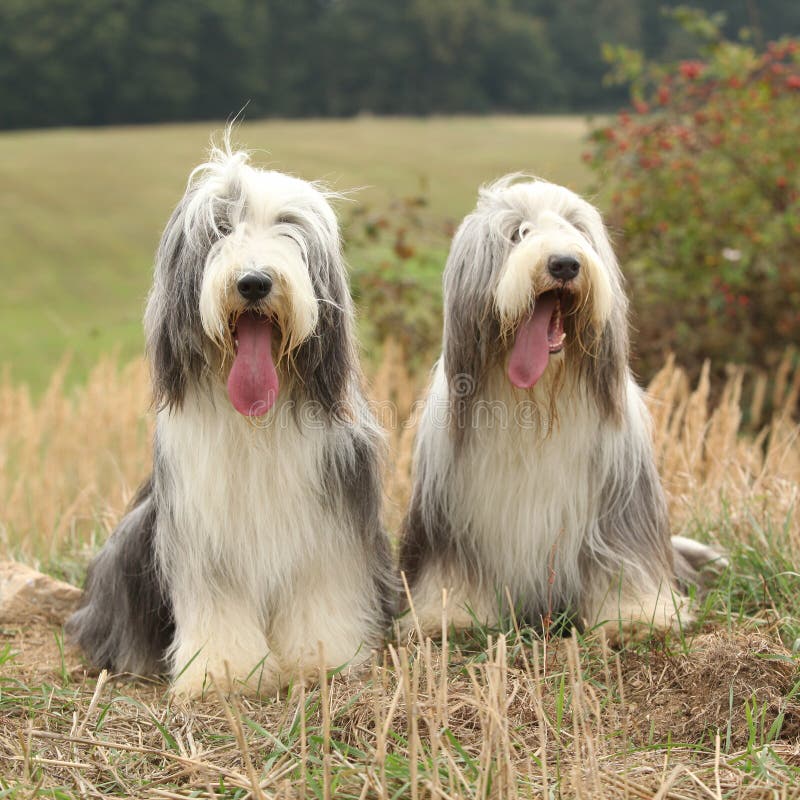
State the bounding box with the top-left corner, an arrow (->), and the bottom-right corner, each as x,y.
1,347 -> 800,798
2,620 -> 798,798
647,348 -> 800,560
7,343 -> 796,571
0,357 -> 152,576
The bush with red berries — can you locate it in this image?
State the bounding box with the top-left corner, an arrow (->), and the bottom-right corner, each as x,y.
588,15 -> 800,379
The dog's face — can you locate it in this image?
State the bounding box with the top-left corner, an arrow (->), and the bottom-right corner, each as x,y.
443,177 -> 628,417
145,147 -> 354,416
493,181 -> 618,389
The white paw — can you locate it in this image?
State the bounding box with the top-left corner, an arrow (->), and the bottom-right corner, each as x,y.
170,655 -> 281,700
591,593 -> 693,646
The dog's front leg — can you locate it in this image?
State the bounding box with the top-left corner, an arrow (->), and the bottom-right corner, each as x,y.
270,553 -> 387,685
168,593 -> 279,699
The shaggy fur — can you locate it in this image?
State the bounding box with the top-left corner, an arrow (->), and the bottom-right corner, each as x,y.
399,176 -> 719,642
67,140 -> 395,697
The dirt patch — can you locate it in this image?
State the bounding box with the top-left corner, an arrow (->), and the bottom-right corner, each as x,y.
621,630 -> 800,747
1,620 -> 81,682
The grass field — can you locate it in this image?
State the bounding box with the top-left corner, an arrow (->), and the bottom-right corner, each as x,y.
0,116 -> 590,389
2,348 -> 800,798
1,117 -> 799,798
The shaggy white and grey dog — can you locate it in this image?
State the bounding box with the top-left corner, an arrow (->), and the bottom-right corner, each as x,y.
400,176 -> 717,642
67,142 -> 395,697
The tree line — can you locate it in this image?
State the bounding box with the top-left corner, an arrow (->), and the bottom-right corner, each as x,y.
1,0 -> 798,129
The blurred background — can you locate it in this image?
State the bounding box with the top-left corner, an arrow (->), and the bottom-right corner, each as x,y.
1,0 -> 798,387
2,0 -> 798,126
0,1 -> 799,570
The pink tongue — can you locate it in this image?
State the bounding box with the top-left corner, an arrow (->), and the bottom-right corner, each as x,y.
227,314 -> 279,416
508,294 -> 558,389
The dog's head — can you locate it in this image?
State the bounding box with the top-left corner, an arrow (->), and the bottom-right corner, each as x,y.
145,141 -> 355,417
443,176 -> 629,420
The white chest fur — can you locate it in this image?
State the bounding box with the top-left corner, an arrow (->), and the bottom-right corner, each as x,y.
418,362 -> 628,604
154,385 -> 338,603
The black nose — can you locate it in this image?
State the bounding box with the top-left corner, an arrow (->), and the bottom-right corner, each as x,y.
547,255 -> 580,282
237,272 -> 273,302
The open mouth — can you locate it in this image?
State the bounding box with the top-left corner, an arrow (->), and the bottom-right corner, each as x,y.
546,291 -> 567,354
507,290 -> 571,390
226,311 -> 280,417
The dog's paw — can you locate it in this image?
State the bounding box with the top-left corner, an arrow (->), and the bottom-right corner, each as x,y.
589,591 -> 693,647
169,659 -> 282,701
169,666 -> 212,702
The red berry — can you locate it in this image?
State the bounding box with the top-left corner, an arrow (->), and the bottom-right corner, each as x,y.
679,61 -> 704,80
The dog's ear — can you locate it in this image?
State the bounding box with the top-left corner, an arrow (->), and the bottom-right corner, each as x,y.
293,229 -> 357,415
587,315 -> 629,424
579,215 -> 630,424
144,193 -> 207,410
442,212 -> 503,421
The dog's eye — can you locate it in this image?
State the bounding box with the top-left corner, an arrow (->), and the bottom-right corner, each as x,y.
215,221 -> 232,238
512,222 -> 533,243
571,221 -> 591,241
274,216 -> 300,241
